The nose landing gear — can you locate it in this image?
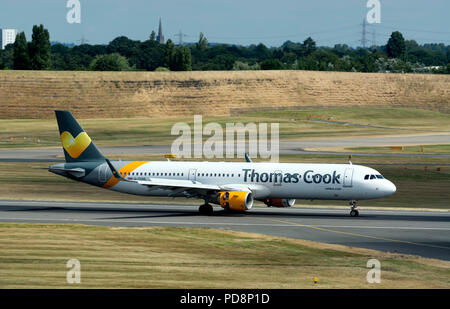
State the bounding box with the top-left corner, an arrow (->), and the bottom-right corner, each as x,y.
349,200 -> 359,217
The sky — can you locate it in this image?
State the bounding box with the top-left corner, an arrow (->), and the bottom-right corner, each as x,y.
0,0 -> 449,47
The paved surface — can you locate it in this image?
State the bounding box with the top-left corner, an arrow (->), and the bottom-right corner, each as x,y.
0,200 -> 449,261
1,134 -> 449,162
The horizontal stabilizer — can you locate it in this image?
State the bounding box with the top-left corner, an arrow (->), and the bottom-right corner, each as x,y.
49,167 -> 85,178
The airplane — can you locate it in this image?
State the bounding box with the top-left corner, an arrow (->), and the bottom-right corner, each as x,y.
47,110 -> 396,217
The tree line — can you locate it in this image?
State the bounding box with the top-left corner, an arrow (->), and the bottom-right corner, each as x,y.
1,24 -> 449,74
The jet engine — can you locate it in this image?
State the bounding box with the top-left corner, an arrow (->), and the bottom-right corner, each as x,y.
264,198 -> 296,208
219,191 -> 254,211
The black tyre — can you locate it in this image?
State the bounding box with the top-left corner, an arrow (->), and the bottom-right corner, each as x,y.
350,209 -> 359,217
199,204 -> 214,216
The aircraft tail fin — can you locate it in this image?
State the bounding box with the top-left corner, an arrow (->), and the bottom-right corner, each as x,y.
55,110 -> 105,163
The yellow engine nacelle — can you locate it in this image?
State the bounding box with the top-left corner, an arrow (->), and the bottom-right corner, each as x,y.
219,191 -> 254,211
264,198 -> 295,208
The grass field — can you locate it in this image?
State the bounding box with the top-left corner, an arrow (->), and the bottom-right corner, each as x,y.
0,223 -> 448,288
0,70 -> 449,120
1,107 -> 449,148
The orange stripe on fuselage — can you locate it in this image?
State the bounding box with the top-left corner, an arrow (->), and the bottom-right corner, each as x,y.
103,161 -> 150,188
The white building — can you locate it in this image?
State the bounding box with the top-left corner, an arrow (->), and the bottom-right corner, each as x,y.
0,29 -> 18,50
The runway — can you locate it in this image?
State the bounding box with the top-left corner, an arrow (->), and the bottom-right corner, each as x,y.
0,200 -> 449,261
1,133 -> 449,162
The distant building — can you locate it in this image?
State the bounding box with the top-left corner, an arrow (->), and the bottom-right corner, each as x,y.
0,28 -> 18,50
156,18 -> 164,44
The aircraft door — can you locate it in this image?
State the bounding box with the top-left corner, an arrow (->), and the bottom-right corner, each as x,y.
273,170 -> 283,186
343,168 -> 354,187
189,169 -> 197,182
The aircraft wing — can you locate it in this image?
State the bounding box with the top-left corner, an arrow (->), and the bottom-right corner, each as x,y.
135,179 -> 220,191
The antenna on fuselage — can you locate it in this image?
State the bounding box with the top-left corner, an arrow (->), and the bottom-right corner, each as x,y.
245,153 -> 253,163
165,153 -> 177,161
348,155 -> 353,165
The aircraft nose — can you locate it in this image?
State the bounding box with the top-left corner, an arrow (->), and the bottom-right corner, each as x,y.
385,180 -> 396,195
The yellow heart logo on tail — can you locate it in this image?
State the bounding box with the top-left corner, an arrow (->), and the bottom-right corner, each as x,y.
60,131 -> 92,158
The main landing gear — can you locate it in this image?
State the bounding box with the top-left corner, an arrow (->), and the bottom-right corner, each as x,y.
349,200 -> 359,217
199,203 -> 214,216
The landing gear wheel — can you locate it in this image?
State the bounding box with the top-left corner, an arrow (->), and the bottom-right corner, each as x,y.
349,200 -> 359,217
199,204 -> 214,216
350,209 -> 359,217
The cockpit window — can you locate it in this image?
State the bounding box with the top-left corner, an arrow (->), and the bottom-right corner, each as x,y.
365,174 -> 384,180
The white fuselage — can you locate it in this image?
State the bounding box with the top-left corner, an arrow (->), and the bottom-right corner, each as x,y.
103,161 -> 396,201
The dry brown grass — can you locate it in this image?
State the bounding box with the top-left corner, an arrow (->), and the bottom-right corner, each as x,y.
0,223 -> 448,288
0,70 -> 449,119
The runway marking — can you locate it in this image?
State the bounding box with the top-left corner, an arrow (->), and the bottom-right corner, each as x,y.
1,216 -> 450,232
261,218 -> 450,251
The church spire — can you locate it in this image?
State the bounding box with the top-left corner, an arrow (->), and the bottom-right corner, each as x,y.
156,17 -> 164,44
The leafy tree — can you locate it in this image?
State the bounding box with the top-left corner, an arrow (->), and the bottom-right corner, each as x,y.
13,32 -> 30,70
175,46 -> 192,71
133,40 -> 165,71
254,43 -> 270,60
199,53 -> 236,70
150,31 -> 156,42
260,59 -> 284,70
302,37 -> 317,56
29,24 -> 51,70
386,31 -> 406,59
6,25 -> 448,74
282,40 -> 304,56
107,36 -> 139,58
89,53 -> 130,71
163,39 -> 176,69
196,32 -> 208,51
0,44 -> 14,69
